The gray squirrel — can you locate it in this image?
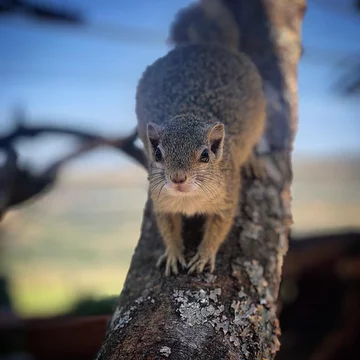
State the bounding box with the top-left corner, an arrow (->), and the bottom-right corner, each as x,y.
136,0 -> 266,275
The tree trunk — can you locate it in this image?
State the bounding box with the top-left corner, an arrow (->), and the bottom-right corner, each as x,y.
96,0 -> 306,358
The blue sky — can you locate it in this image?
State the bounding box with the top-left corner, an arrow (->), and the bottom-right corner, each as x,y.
0,0 -> 359,170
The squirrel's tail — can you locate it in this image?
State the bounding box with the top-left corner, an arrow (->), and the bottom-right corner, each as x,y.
169,0 -> 239,51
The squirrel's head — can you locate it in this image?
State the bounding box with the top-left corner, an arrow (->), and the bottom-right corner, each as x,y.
146,115 -> 225,201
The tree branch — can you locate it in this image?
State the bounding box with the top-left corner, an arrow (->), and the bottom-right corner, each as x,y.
0,123 -> 147,218
0,146 -> 18,220
0,122 -> 146,168
96,0 -> 305,358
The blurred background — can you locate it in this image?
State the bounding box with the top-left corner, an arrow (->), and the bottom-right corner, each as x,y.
0,1 -> 359,358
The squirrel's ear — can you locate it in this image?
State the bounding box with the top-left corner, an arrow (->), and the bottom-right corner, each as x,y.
208,122 -> 225,157
147,123 -> 162,150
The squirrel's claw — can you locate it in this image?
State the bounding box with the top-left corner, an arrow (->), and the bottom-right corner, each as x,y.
157,248 -> 186,276
188,251 -> 216,274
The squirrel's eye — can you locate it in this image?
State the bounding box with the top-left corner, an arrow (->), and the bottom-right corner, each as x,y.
200,149 -> 209,163
154,147 -> 163,162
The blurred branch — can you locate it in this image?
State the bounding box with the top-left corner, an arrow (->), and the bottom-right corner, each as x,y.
6,140 -> 111,209
0,121 -> 147,167
0,118 -> 146,219
1,124 -> 98,145
0,0 -> 164,45
0,0 -> 84,24
5,151 -> 57,210
1,122 -> 106,145
334,63 -> 360,96
0,146 -> 18,220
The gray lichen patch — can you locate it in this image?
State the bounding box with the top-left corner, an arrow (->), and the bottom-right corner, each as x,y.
244,260 -> 274,306
229,334 -> 240,347
159,346 -> 172,357
229,293 -> 259,350
110,304 -> 137,331
241,222 -> 264,241
209,288 -> 221,302
109,295 -> 156,331
228,290 -> 280,357
173,289 -> 225,328
173,287 -> 279,358
244,260 -> 266,291
204,273 -> 217,283
238,288 -> 247,299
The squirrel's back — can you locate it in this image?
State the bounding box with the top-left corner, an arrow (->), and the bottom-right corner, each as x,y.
136,44 -> 262,141
136,0 -> 265,156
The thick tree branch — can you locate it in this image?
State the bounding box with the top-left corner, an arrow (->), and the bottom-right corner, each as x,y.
96,0 -> 305,359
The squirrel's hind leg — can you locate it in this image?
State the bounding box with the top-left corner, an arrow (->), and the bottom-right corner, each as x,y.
155,212 -> 186,276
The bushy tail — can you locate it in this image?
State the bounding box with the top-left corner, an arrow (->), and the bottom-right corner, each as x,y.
169,0 -> 240,51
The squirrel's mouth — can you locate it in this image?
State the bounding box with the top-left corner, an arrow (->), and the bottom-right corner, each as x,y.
165,182 -> 196,195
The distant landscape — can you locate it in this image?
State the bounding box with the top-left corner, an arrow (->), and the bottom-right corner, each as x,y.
1,156 -> 360,317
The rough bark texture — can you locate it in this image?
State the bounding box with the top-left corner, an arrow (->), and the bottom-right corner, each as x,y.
96,0 -> 305,359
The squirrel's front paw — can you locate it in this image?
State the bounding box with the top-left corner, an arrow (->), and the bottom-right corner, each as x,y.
188,247 -> 216,274
157,247 -> 186,276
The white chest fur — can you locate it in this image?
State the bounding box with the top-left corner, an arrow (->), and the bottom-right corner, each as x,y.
154,191 -> 223,217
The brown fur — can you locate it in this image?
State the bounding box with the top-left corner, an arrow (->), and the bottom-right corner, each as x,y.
135,0 -> 266,275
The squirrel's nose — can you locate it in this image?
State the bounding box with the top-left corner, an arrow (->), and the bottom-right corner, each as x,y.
170,175 -> 187,184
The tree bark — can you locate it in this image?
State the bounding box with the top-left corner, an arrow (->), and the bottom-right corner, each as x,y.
96,0 -> 306,359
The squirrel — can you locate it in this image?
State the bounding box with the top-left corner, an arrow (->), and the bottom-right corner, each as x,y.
135,0 -> 266,276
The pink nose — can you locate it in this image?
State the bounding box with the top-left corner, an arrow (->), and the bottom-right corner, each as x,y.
170,175 -> 187,184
